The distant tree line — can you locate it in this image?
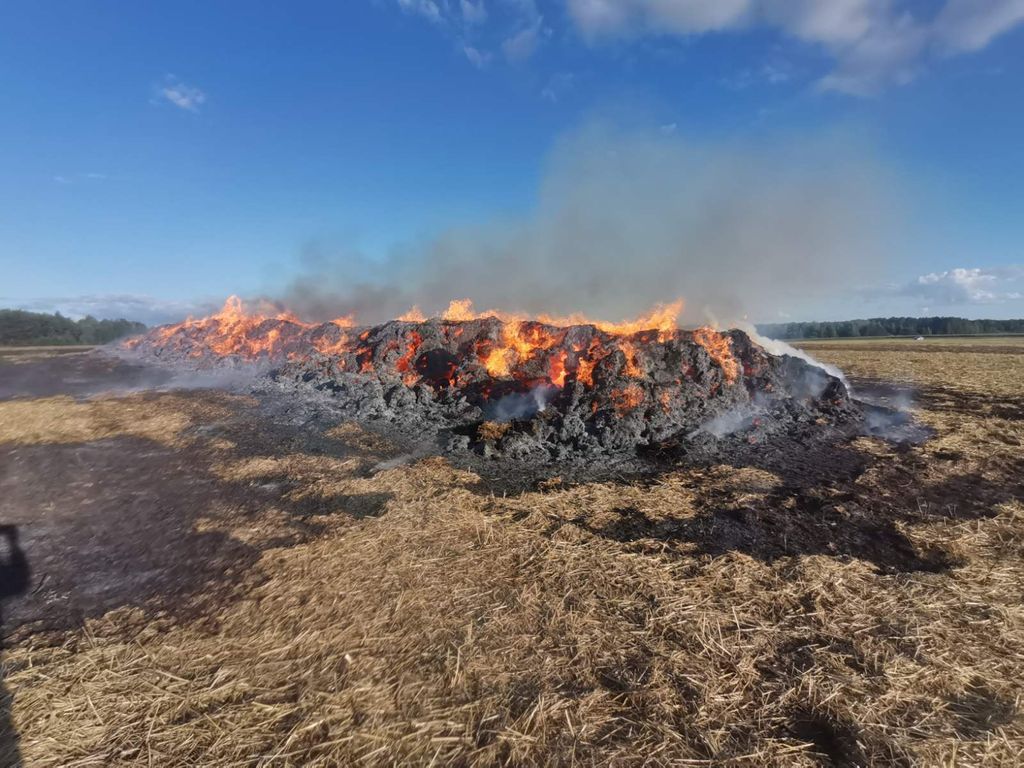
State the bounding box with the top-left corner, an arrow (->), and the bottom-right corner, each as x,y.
758,316 -> 1024,340
0,309 -> 147,346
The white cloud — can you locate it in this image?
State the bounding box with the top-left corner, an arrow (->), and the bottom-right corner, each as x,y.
158,76 -> 207,112
391,0 -> 1024,86
502,17 -> 544,61
397,0 -> 444,24
568,0 -> 749,36
900,267 -> 1024,304
564,0 -> 1024,94
463,45 -> 493,68
460,0 -> 487,25
934,0 -> 1024,53
393,0 -> 546,67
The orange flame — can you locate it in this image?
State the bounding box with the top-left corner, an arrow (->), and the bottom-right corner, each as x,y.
619,341 -> 643,378
572,337 -> 608,388
433,299 -> 680,385
311,327 -> 351,357
330,314 -> 356,328
442,299 -> 477,322
548,349 -> 568,387
438,298 -> 683,337
145,295 -> 315,359
398,306 -> 426,322
129,295 -> 720,401
480,320 -> 565,379
576,355 -> 597,387
483,346 -> 512,378
395,332 -> 423,385
693,327 -> 739,383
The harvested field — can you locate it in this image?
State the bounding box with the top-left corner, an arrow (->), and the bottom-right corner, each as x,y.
0,339 -> 1022,766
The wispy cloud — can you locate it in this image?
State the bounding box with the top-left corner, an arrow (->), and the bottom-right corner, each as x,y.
397,0 -> 444,24
541,72 -> 574,102
722,63 -> 793,90
463,45 -> 493,68
52,172 -> 109,185
564,0 -> 1024,95
392,0 -> 549,69
460,0 -> 487,25
503,17 -> 544,62
156,75 -> 207,112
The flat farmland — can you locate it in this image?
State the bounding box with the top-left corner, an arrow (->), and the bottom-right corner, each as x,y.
0,339 -> 1021,766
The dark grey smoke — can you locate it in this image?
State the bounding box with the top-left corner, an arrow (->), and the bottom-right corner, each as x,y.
279,123 -> 899,326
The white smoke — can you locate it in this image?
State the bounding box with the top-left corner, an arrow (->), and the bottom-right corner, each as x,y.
688,404 -> 762,440
281,121 -> 901,327
485,384 -> 559,421
740,323 -> 849,387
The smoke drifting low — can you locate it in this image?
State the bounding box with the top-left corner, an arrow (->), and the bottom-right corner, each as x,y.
281,123 -> 898,326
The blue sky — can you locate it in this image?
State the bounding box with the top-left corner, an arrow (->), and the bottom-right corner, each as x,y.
1,0 -> 1023,324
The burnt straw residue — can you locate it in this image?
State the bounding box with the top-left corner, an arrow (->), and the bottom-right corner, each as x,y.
536,424 -> 1024,575
571,495 -> 959,575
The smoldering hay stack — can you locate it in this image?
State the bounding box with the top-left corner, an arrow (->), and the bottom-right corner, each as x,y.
123,296 -> 861,460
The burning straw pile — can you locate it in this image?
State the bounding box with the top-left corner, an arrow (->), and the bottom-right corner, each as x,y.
125,296 -> 859,459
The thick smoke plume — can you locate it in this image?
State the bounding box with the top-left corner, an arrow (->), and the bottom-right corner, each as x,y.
281,123 -> 897,326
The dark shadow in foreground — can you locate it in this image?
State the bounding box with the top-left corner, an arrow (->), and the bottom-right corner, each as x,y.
0,525 -> 30,767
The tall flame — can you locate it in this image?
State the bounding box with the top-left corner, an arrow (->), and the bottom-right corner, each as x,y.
435,298 -> 683,337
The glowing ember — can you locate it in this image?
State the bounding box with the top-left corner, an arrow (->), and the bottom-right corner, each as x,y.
619,341 -> 643,378
576,355 -> 597,387
548,349 -> 568,388
395,332 -> 423,386
693,326 -> 739,383
611,384 -> 645,415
